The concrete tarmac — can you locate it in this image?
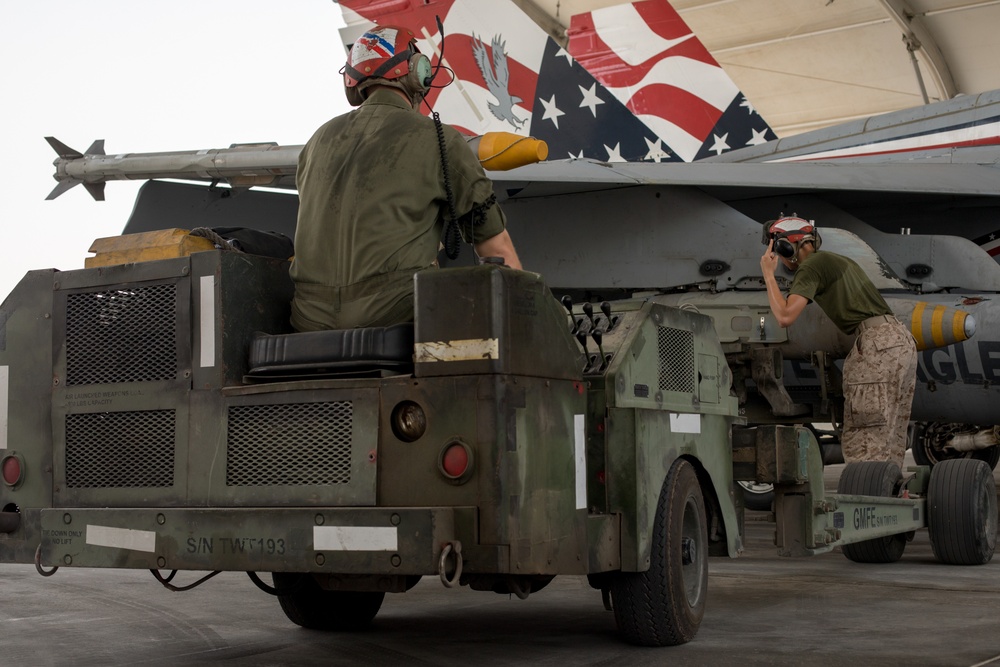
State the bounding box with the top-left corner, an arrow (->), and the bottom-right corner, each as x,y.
2,458 -> 998,667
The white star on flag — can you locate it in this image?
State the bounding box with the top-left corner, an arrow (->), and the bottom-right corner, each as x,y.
644,137 -> 670,162
746,128 -> 770,146
579,83 -> 605,117
541,94 -> 565,129
709,133 -> 731,155
740,96 -> 758,115
604,143 -> 625,162
555,47 -> 574,64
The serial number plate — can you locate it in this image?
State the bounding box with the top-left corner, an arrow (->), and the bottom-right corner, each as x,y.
186,536 -> 287,555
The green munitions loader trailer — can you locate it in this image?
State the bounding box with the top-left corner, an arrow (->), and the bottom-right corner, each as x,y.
0,241 -> 995,646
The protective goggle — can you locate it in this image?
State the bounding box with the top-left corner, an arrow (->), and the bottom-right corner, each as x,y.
761,217 -> 818,258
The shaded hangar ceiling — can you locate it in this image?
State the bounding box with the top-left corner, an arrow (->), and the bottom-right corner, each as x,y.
515,0 -> 1000,137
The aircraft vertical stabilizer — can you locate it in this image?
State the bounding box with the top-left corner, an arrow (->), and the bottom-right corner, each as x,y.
337,0 -> 713,162
972,229 -> 1000,261
568,1 -> 776,162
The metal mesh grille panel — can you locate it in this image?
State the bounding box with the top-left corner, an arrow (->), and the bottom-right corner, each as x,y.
65,284 -> 178,386
65,411 -> 176,488
657,326 -> 695,393
227,402 -> 353,486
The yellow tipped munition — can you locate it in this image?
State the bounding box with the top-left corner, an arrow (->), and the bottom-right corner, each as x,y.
473,132 -> 548,171
904,301 -> 977,351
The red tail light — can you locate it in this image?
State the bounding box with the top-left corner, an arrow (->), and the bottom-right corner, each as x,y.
1,455 -> 22,487
439,441 -> 473,483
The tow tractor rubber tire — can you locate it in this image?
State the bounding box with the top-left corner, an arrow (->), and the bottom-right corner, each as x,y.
837,461 -> 907,564
738,481 -> 774,512
611,459 -> 708,646
272,573 -> 385,630
927,459 -> 997,565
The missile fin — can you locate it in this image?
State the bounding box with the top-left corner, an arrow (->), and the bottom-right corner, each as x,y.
44,136 -> 83,160
45,179 -> 80,201
85,139 -> 106,156
83,182 -> 106,201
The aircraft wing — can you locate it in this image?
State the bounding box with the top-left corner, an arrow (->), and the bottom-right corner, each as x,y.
493,158 -> 1000,199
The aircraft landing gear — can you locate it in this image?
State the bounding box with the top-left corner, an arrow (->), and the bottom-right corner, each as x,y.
910,422 -> 1000,470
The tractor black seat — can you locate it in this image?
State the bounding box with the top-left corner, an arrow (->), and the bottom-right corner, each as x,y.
247,323 -> 414,380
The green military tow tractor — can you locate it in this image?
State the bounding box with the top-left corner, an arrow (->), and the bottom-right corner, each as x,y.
0,245 -> 996,646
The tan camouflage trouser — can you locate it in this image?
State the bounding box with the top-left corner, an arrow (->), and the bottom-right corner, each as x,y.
841,319 -> 918,469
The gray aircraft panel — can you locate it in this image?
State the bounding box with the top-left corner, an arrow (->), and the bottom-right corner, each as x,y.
497,160 -> 1000,200
706,89 -> 1000,164
502,183 -> 905,293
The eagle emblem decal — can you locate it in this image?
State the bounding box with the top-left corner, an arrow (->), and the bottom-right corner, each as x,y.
471,34 -> 526,130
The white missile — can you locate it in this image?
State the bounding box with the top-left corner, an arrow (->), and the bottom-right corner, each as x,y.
45,137 -> 301,201
45,132 -> 549,201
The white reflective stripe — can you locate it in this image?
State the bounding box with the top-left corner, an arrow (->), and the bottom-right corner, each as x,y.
0,365 -> 7,449
199,275 -> 216,368
313,526 -> 398,551
670,413 -> 702,434
414,338 -> 499,362
574,414 -> 586,510
86,525 -> 157,553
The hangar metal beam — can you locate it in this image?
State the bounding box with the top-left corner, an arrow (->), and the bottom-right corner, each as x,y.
877,0 -> 958,102
510,0 -> 568,44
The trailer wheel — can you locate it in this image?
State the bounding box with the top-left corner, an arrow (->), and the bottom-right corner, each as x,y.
272,573 -> 384,630
611,459 -> 708,646
837,462 -> 907,563
737,481 -> 774,512
927,459 -> 997,565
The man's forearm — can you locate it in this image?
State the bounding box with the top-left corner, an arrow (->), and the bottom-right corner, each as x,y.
763,274 -> 805,327
760,240 -> 808,327
764,274 -> 786,316
476,229 -> 522,270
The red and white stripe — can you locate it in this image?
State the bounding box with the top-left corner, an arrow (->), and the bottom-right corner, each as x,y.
352,29 -> 398,63
570,1 -> 738,161
767,120 -> 1000,162
980,233 -> 1000,258
339,0 -> 544,137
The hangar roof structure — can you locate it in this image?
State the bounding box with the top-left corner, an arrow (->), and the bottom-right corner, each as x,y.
514,0 -> 1000,137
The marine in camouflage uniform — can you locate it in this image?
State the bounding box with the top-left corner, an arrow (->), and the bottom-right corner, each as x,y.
290,25 -> 520,332
760,216 -> 917,469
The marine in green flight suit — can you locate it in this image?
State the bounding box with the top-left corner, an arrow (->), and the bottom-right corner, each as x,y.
290,24 -> 521,332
